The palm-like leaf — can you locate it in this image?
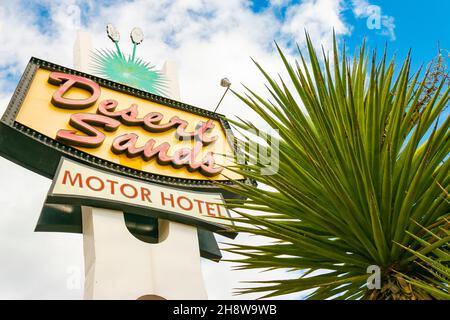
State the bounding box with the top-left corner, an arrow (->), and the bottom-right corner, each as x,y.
396,190 -> 450,300
222,34 -> 450,300
396,217 -> 450,300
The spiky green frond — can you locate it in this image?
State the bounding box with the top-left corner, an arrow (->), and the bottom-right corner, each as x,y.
395,214 -> 450,300
222,33 -> 450,300
90,48 -> 168,96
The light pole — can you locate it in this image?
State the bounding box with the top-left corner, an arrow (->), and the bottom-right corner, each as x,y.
213,77 -> 231,113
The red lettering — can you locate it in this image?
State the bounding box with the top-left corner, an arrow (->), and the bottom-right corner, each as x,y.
216,204 -> 223,216
206,202 -> 216,216
111,133 -> 145,157
97,99 -> 121,118
97,100 -> 142,126
120,183 -> 138,199
110,135 -> 223,176
56,113 -> 121,148
194,199 -> 204,213
199,152 -> 223,177
50,71 -> 224,177
177,196 -> 193,211
48,72 -> 100,109
176,119 -> 218,145
143,140 -> 172,164
106,179 -> 118,194
161,192 -> 175,207
86,176 -> 104,191
141,187 -> 152,203
96,99 -> 218,144
172,147 -> 193,167
62,170 -> 83,188
196,120 -> 217,145
143,113 -> 180,132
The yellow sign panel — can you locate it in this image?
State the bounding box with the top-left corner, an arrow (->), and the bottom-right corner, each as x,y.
16,68 -> 241,181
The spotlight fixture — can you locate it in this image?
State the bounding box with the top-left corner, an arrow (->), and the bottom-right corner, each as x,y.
213,77 -> 232,113
106,23 -> 120,43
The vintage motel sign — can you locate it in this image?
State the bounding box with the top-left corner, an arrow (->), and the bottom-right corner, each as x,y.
0,58 -> 244,245
0,58 -> 242,183
47,157 -> 233,234
0,25 -> 247,298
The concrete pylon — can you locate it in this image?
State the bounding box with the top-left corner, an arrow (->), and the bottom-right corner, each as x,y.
82,207 -> 207,300
73,31 -> 92,73
162,60 -> 181,100
73,30 -> 207,300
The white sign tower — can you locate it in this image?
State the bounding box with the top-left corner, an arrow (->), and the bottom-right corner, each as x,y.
73,30 -> 207,300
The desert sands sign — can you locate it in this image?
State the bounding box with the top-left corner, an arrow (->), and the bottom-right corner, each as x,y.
1,58 -> 242,185
0,32 -> 241,299
49,72 -> 222,177
0,57 -> 242,240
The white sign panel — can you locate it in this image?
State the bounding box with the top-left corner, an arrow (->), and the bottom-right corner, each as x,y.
48,158 -> 233,232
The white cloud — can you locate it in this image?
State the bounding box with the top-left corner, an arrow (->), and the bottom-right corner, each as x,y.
269,0 -> 291,7
282,0 -> 350,50
0,157 -> 83,299
0,0 -> 360,299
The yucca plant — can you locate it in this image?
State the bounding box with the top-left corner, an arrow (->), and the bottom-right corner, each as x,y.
221,34 -> 450,300
396,213 -> 450,300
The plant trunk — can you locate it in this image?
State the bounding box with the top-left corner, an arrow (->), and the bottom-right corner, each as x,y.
364,272 -> 433,300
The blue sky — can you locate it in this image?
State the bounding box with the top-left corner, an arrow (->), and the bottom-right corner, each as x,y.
344,0 -> 450,71
250,0 -> 450,71
4,0 -> 447,96
0,0 -> 448,300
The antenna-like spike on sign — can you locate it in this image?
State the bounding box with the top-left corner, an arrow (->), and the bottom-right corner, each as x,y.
106,23 -> 120,43
130,27 -> 144,62
130,27 -> 144,45
106,23 -> 123,59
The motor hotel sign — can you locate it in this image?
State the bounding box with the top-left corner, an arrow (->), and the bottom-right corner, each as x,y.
0,57 -> 245,239
0,58 -> 243,186
48,158 -> 233,233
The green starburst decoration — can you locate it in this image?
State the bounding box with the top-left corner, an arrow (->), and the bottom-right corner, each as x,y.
90,25 -> 168,97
